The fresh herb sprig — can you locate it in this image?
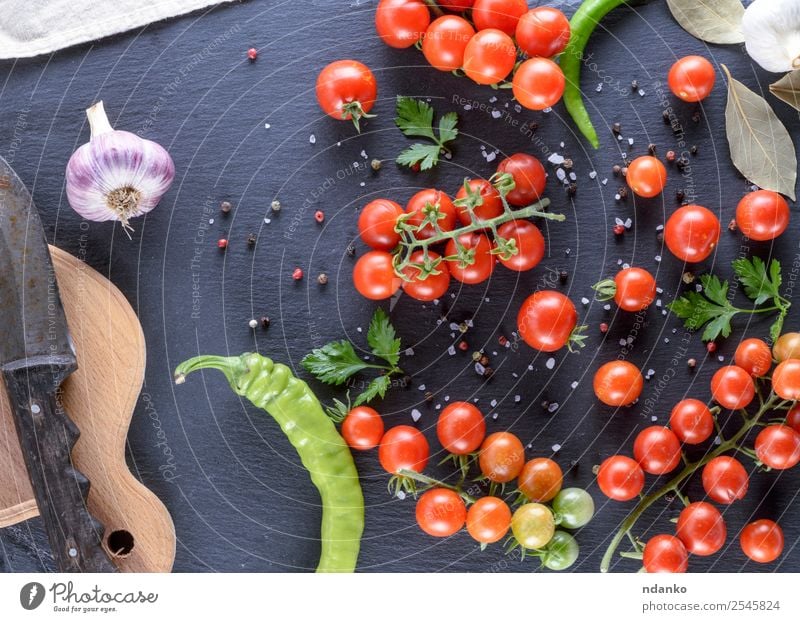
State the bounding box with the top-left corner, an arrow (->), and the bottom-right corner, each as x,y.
667,257 -> 791,342
302,308 -> 403,407
394,96 -> 458,170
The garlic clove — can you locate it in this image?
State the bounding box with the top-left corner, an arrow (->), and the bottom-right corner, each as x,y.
742,0 -> 800,73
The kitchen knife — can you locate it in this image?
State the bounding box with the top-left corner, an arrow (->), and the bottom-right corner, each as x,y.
0,157 -> 116,572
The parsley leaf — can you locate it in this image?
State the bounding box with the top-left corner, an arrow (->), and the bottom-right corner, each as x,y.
394,96 -> 458,170
367,307 -> 401,367
301,340 -> 371,385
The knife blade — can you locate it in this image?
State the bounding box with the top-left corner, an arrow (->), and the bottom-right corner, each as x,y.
0,157 -> 116,572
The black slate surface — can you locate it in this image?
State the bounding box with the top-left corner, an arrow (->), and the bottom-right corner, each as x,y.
1,0 -> 798,573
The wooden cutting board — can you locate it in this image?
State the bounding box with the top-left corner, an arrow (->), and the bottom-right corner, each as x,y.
0,246 -> 175,572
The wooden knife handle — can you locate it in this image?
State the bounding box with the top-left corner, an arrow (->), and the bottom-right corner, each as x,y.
2,356 -> 116,572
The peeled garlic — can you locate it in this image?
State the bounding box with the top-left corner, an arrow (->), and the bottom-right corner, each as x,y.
742,0 -> 800,73
65,101 -> 175,229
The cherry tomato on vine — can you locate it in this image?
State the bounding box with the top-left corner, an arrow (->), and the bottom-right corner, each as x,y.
462,28 -> 517,85
436,401 -> 486,455
479,431 -> 525,483
401,250 -> 451,301
415,488 -> 466,537
740,519 -> 784,564
735,190 -> 790,241
669,399 -> 714,444
643,535 -> 689,573
702,456 -> 749,504
664,204 -> 720,263
316,60 -> 377,131
710,365 -> 755,410
511,503 -> 555,549
512,57 -> 565,111
786,405 -> 800,434
405,189 -> 458,239
668,55 -> 716,102
375,0 -> 431,48
773,332 -> 800,362
517,290 -> 578,352
438,0 -> 474,11
611,267 -> 657,312
455,178 -> 503,225
734,338 -> 772,377
515,7 -> 571,58
445,233 -> 495,284
551,488 -> 594,529
771,358 -> 800,401
378,425 -> 430,474
542,531 -> 580,571
358,199 -> 403,250
422,15 -> 475,72
341,406 -> 384,450
633,426 -> 681,475
466,496 -> 511,544
626,156 -> 667,198
676,502 -> 726,556
597,455 -> 644,501
472,0 -> 527,35
518,458 -> 563,503
353,250 -> 402,300
495,220 -> 545,272
495,153 -> 547,206
754,425 -> 800,470
593,361 -> 644,407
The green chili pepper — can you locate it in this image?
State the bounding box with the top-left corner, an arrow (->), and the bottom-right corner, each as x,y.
561,0 -> 630,149
174,353 -> 364,573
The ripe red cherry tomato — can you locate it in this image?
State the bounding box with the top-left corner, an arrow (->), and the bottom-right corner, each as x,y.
518,458 -> 563,502
471,0 -> 527,35
353,250 -> 402,300
422,15 -> 475,72
668,55 -> 716,102
466,496 -> 511,544
735,190 -> 790,241
436,401 -> 486,455
771,358 -> 800,401
643,534 -> 689,573
593,361 -> 644,407
517,290 -> 578,352
358,199 -> 403,250
341,406 -> 384,450
611,267 -> 657,312
740,519 -> 784,564
597,455 -> 644,501
734,338 -> 772,377
378,425 -> 430,474
495,220 -> 545,272
669,399 -> 714,444
515,7 -> 571,58
710,365 -> 755,410
664,204 -> 720,263
462,28 -> 517,85
512,57 -> 565,111
445,233 -> 495,284
496,153 -> 547,206
755,425 -> 800,470
316,60 -> 377,127
402,250 -> 451,301
375,0 -> 431,48
415,488 -> 466,537
786,405 -> 800,434
633,426 -> 681,475
405,189 -> 457,240
702,456 -> 749,504
626,156 -> 667,198
479,431 -> 525,483
676,501 -> 726,556
455,178 -> 503,225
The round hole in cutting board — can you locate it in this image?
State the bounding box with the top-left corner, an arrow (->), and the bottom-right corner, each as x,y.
107,530 -> 135,557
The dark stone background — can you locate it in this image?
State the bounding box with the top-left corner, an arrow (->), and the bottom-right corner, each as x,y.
1,0 -> 798,572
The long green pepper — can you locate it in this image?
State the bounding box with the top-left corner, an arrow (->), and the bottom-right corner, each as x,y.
561,0 -> 630,149
175,353 -> 364,573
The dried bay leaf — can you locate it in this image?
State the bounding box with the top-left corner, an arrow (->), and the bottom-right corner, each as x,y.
666,0 -> 745,44
770,70 -> 800,112
722,65 -> 797,201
